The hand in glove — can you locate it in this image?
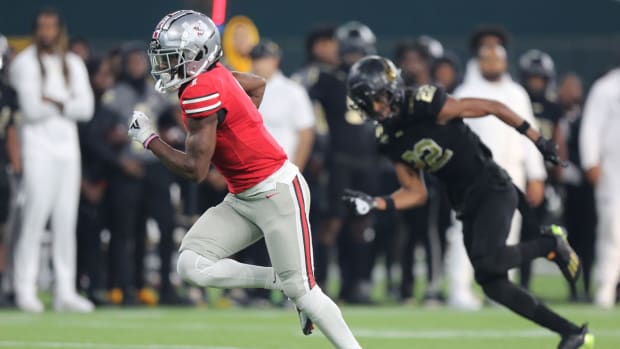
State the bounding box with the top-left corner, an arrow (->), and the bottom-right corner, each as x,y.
341,189 -> 376,216
535,137 -> 566,167
128,110 -> 159,149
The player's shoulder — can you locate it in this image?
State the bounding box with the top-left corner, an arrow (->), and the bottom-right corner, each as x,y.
375,123 -> 389,142
180,72 -> 221,102
413,84 -> 443,102
179,69 -> 226,118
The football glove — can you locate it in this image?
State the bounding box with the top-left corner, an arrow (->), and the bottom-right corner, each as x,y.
342,189 -> 376,216
535,136 -> 565,167
128,111 -> 158,148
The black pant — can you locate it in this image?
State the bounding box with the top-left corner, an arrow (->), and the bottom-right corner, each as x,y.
371,166 -> 400,296
462,184 -> 579,336
76,194 -> 105,296
327,158 -> 379,303
462,185 -> 518,281
565,183 -> 596,298
518,189 -> 546,289
106,162 -> 176,294
400,178 -> 449,300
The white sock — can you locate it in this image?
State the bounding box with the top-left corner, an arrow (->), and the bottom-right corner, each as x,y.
295,287 -> 362,349
177,250 -> 280,290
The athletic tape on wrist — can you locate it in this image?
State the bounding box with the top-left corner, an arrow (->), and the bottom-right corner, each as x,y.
144,134 -> 159,149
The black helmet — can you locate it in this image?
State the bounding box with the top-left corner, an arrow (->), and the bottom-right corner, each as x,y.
347,55 -> 404,121
519,49 -> 555,80
336,21 -> 376,57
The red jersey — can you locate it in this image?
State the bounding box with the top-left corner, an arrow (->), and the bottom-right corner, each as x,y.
179,63 -> 287,193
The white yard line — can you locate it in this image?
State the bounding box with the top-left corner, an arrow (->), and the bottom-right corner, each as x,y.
3,318 -> 620,339
0,341 -> 248,349
351,328 -> 620,339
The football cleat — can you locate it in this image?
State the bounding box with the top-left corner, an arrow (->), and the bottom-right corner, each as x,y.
557,325 -> 594,349
54,294 -> 95,313
138,288 -> 159,307
108,288 -> 123,305
296,307 -> 314,335
543,225 -> 581,283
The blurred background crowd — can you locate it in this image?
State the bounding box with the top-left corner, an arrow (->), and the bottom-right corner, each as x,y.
0,0 -> 618,313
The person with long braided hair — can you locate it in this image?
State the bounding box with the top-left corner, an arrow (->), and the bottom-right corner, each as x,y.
9,7 -> 94,312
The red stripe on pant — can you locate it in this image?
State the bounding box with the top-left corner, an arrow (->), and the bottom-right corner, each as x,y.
292,176 -> 316,289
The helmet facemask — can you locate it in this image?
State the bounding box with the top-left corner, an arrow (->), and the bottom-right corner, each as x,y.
349,82 -> 403,123
347,55 -> 405,123
149,41 -> 212,93
148,11 -> 223,93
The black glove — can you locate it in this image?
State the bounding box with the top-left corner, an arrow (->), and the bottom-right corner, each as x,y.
341,189 -> 375,216
535,137 -> 566,167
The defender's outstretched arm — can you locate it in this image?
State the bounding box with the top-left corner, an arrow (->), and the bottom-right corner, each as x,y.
437,96 -> 542,143
437,96 -> 562,165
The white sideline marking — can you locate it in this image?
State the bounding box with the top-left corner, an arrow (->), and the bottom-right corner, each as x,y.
352,328 -> 620,339
0,341 -> 247,349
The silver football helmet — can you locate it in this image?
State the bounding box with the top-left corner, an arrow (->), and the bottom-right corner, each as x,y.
148,10 -> 222,93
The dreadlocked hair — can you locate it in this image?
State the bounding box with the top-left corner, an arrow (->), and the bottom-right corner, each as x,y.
33,7 -> 70,87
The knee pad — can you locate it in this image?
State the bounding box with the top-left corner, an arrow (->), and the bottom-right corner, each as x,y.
177,249 -> 214,287
279,270 -> 309,301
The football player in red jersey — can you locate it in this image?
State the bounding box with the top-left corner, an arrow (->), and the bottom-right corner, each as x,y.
128,10 -> 362,349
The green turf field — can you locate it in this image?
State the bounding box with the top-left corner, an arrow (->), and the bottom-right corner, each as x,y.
0,273 -> 618,348
0,304 -> 618,349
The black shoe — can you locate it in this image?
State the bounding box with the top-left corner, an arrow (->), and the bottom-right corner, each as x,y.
296,307 -> 314,335
542,225 -> 581,283
159,290 -> 194,306
0,294 -> 11,308
87,291 -> 111,306
558,325 -> 594,349
423,291 -> 446,307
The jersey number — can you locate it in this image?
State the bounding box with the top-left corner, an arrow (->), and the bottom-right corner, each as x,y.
401,138 -> 453,173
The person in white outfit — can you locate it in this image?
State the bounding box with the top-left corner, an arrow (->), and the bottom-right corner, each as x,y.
457,45 -> 547,219
9,8 -> 94,312
580,63 -> 620,309
251,40 -> 315,170
449,44 -> 546,309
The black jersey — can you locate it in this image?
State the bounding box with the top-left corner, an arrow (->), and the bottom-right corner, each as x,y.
377,85 -> 511,214
529,93 -> 562,140
0,82 -> 17,163
295,63 -> 377,158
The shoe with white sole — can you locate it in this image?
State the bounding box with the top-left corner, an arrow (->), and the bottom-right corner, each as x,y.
447,292 -> 482,311
16,294 -> 44,313
54,294 -> 95,313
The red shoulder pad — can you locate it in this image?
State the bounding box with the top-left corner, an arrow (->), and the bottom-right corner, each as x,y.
180,76 -> 224,119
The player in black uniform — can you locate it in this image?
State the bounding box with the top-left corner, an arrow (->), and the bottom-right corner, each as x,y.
518,49 -> 568,290
343,56 -> 593,349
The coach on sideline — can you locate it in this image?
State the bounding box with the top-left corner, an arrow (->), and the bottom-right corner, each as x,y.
9,7 -> 94,312
251,40 -> 315,171
580,53 -> 620,309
